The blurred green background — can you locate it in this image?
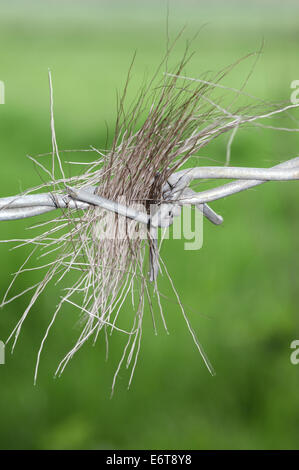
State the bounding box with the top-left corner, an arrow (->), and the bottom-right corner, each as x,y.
0,0 -> 299,450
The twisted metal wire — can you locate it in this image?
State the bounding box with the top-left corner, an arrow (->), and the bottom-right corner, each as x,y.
0,156 -> 298,226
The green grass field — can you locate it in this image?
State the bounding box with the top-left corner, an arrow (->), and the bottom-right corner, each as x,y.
0,0 -> 299,450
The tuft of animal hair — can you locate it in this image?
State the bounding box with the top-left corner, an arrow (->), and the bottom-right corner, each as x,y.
1,40 -> 296,394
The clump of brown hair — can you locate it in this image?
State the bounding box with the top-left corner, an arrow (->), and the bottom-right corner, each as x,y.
2,40 -> 292,393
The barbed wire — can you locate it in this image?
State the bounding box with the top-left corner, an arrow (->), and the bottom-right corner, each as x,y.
0,156 -> 298,228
